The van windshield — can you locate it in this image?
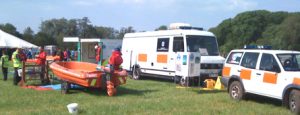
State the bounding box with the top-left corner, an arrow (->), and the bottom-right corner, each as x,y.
186,35 -> 219,56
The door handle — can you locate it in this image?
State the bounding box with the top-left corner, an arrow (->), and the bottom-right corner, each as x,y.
237,70 -> 241,72
256,73 -> 261,75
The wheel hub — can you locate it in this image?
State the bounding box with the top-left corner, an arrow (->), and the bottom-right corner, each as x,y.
231,86 -> 239,98
291,99 -> 296,112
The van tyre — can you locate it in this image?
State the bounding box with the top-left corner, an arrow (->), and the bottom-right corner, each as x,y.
180,77 -> 188,86
229,81 -> 244,101
132,67 -> 141,80
289,90 -> 300,114
174,76 -> 181,84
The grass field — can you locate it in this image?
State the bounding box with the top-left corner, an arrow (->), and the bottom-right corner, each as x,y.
0,68 -> 292,115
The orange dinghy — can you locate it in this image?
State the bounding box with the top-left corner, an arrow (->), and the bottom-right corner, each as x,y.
49,61 -> 127,96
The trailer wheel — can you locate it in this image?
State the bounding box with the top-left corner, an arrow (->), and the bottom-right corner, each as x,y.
132,67 -> 141,80
61,81 -> 70,94
289,90 -> 300,114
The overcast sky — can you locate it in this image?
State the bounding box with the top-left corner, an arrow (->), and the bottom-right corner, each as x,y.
0,0 -> 299,33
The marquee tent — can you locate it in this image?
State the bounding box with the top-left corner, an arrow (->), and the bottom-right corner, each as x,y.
0,29 -> 38,48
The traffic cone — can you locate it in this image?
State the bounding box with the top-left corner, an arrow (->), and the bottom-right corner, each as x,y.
214,76 -> 224,90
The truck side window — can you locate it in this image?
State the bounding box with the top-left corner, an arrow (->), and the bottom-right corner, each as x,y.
157,38 -> 169,52
173,37 -> 184,52
241,52 -> 259,69
226,52 -> 243,65
259,53 -> 281,73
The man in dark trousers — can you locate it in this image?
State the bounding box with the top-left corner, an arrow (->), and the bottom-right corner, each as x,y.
36,46 -> 47,84
1,50 -> 9,81
12,48 -> 21,85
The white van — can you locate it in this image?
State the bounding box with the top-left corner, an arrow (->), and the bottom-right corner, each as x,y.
121,24 -> 225,86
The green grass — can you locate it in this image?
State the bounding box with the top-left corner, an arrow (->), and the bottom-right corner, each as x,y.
0,68 -> 292,115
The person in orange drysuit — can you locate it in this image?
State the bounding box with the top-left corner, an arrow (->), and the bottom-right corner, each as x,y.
106,47 -> 123,96
109,47 -> 123,71
36,46 -> 47,84
95,44 -> 101,64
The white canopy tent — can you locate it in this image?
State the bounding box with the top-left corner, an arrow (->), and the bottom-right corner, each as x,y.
0,29 -> 38,48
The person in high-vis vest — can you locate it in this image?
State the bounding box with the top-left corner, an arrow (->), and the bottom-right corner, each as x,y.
12,48 -> 21,85
1,50 -> 9,81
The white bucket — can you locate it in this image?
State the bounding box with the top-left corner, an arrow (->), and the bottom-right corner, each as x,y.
67,103 -> 79,114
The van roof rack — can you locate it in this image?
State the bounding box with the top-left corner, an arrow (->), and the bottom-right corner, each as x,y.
179,26 -> 203,31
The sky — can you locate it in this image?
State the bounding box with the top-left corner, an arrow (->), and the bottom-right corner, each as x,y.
0,0 -> 300,33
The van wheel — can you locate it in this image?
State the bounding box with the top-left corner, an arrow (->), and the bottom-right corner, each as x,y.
180,77 -> 188,86
174,76 -> 181,84
289,90 -> 300,114
132,67 -> 141,80
229,81 -> 244,101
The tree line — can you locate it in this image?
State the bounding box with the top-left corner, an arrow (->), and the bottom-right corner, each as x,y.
0,17 -> 135,49
1,10 -> 300,54
209,10 -> 300,54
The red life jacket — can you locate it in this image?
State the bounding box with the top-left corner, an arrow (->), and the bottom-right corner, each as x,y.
109,51 -> 123,70
37,51 -> 47,65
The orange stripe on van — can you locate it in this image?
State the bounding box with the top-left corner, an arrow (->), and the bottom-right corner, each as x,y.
293,78 -> 300,85
157,54 -> 168,63
240,69 -> 251,80
263,72 -> 277,84
138,54 -> 147,62
222,66 -> 231,77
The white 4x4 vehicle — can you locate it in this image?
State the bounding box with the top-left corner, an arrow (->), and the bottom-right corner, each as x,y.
221,49 -> 300,113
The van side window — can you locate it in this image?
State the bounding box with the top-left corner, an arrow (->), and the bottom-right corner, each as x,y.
226,52 -> 243,65
259,53 -> 280,72
241,52 -> 259,69
157,38 -> 169,52
173,37 -> 184,52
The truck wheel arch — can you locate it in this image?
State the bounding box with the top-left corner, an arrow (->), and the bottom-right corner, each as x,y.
282,85 -> 300,108
228,75 -> 244,93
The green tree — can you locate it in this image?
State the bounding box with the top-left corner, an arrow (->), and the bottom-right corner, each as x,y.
34,32 -> 56,46
155,25 -> 168,31
23,27 -> 34,42
117,26 -> 135,39
0,23 -> 22,38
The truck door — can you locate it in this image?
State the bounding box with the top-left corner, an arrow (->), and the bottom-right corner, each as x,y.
156,38 -> 170,73
256,53 -> 283,98
239,52 -> 260,92
171,37 -> 184,72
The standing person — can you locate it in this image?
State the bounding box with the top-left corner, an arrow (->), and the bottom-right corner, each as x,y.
67,48 -> 71,61
27,48 -> 33,59
70,50 -> 75,61
19,49 -> 27,62
63,49 -> 68,61
12,48 -> 21,85
1,50 -> 9,81
56,48 -> 64,61
36,46 -> 47,84
95,44 -> 102,64
109,47 -> 123,71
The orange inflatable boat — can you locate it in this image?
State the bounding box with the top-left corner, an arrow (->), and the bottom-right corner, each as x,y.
49,61 -> 127,96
